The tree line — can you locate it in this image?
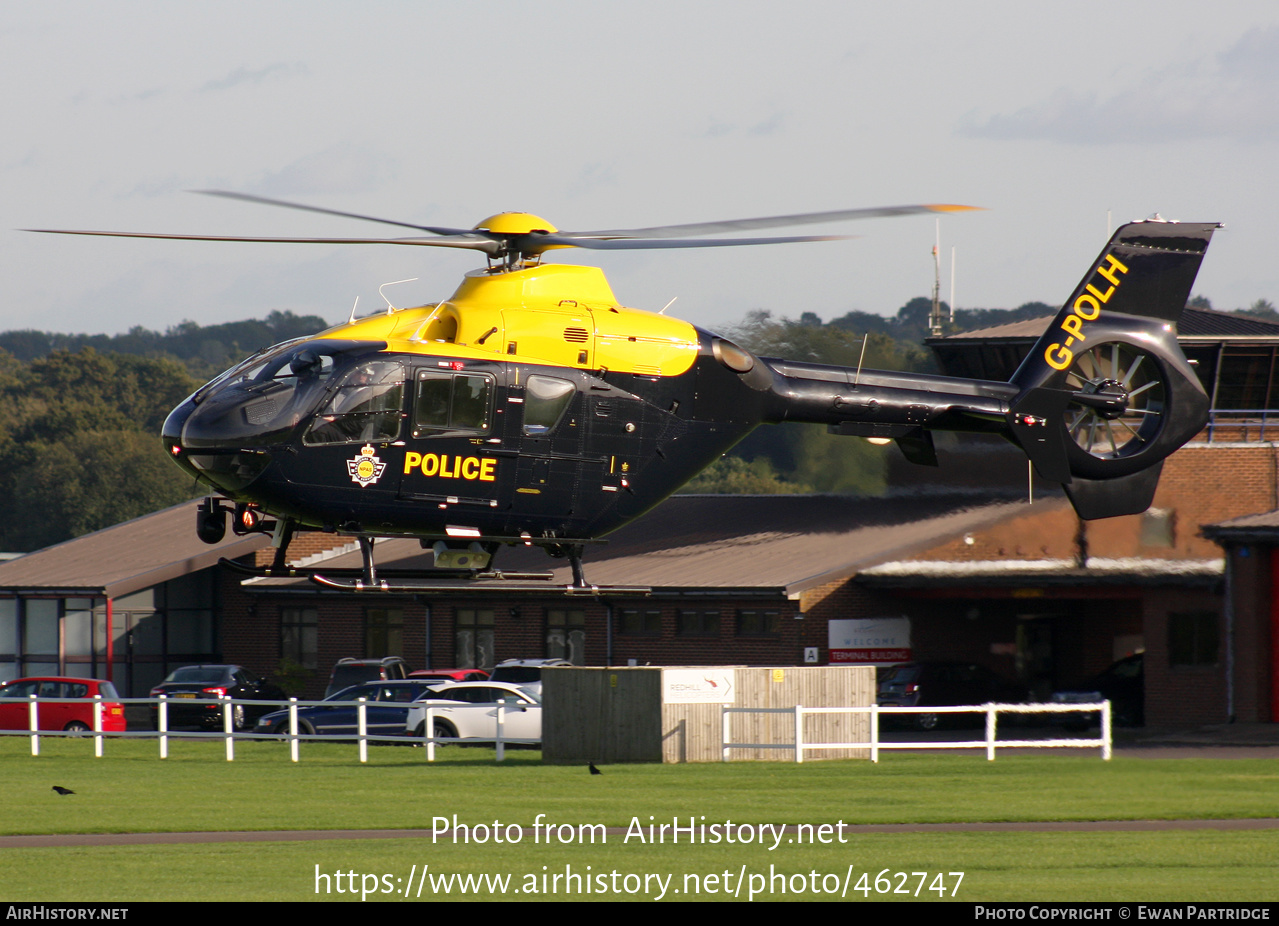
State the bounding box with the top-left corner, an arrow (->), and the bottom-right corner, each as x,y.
0,311 -> 329,552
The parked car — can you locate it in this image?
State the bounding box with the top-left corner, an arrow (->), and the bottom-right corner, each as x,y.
408,668 -> 490,683
488,658 -> 571,695
324,657 -> 411,697
254,680 -> 441,737
0,677 -> 127,733
1052,653 -> 1144,729
405,681 -> 542,744
877,662 -> 1028,730
149,665 -> 286,730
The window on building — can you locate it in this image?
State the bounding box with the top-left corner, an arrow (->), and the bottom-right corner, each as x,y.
365,608 -> 404,658
619,608 -> 662,635
546,609 -> 585,664
281,607 -> 319,670
456,609 -> 495,670
1168,611 -> 1218,667
738,609 -> 780,636
677,609 -> 720,636
1214,347 -> 1277,411
1141,508 -> 1176,548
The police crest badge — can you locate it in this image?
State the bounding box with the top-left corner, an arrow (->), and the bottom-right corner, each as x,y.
346,444 -> 386,487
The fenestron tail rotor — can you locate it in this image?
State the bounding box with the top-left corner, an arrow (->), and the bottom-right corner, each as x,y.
25,194 -> 978,268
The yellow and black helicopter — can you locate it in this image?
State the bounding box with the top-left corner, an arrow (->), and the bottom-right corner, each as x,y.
31,196 -> 1218,592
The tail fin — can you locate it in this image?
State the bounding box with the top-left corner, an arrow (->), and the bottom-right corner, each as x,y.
1008,219 -> 1219,519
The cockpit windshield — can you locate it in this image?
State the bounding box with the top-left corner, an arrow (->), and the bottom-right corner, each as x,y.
177,340 -> 372,449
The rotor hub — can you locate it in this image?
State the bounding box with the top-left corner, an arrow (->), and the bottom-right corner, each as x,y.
1081,379 -> 1129,420
472,212 -> 558,235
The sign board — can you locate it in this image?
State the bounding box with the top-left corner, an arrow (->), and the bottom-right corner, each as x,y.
828,617 -> 912,664
662,668 -> 735,704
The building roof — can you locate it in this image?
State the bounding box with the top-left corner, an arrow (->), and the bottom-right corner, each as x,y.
932,308 -> 1279,343
857,556 -> 1223,589
246,493 -> 1029,598
0,501 -> 271,598
1201,508 -> 1279,543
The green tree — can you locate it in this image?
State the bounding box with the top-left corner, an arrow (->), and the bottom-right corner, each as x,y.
0,349 -> 203,551
713,312 -> 924,495
2,430 -> 202,550
677,455 -> 812,494
1237,299 -> 1279,322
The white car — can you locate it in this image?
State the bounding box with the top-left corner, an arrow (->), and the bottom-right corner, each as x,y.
488,658 -> 571,697
405,681 -> 542,744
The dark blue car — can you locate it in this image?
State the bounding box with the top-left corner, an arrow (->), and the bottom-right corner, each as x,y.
253,680 -> 439,738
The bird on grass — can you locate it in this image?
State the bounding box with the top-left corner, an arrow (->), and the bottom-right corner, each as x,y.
51,786 -> 75,796
589,763 -> 602,775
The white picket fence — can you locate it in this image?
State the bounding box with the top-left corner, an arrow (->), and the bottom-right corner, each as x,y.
5,695 -> 1112,765
721,701 -> 1113,762
0,694 -> 532,763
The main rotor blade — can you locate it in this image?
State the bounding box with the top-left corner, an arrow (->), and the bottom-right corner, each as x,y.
534,233 -> 855,251
193,190 -> 477,237
565,203 -> 978,240
24,228 -> 501,253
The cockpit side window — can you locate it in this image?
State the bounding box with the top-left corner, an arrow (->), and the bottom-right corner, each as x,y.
412,372 -> 493,437
523,375 -> 575,436
304,361 -> 405,446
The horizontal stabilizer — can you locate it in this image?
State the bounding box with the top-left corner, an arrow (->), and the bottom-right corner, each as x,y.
1062,464 -> 1164,520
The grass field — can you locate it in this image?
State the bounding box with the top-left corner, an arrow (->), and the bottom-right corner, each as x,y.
2,737 -> 1277,902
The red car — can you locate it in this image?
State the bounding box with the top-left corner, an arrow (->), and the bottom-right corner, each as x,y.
408,668 -> 490,683
0,677 -> 127,733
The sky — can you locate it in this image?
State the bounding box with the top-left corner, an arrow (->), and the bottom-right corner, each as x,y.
4,1 -> 1279,338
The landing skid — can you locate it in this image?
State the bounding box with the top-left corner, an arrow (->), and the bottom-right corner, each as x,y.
221,558 -> 556,583
308,574 -> 650,596
222,530 -> 647,596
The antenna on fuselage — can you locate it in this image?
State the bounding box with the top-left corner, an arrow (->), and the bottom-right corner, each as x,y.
379,278 -> 418,314
347,297 -> 359,325
659,297 -> 678,315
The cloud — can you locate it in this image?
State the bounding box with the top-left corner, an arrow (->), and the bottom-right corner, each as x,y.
248,144 -> 399,197
959,25 -> 1279,144
696,110 -> 787,139
747,112 -> 786,136
198,62 -> 307,93
564,162 -> 619,199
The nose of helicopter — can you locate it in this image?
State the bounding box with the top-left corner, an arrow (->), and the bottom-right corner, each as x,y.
159,338 -> 366,493
161,400 -> 201,479
162,397 -> 275,493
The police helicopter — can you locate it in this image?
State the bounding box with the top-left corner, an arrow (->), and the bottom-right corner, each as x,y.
29,195 -> 1218,593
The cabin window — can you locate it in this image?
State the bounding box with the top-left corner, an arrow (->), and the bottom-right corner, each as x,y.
523,375 -> 576,435
304,361 -> 405,445
413,372 -> 493,437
